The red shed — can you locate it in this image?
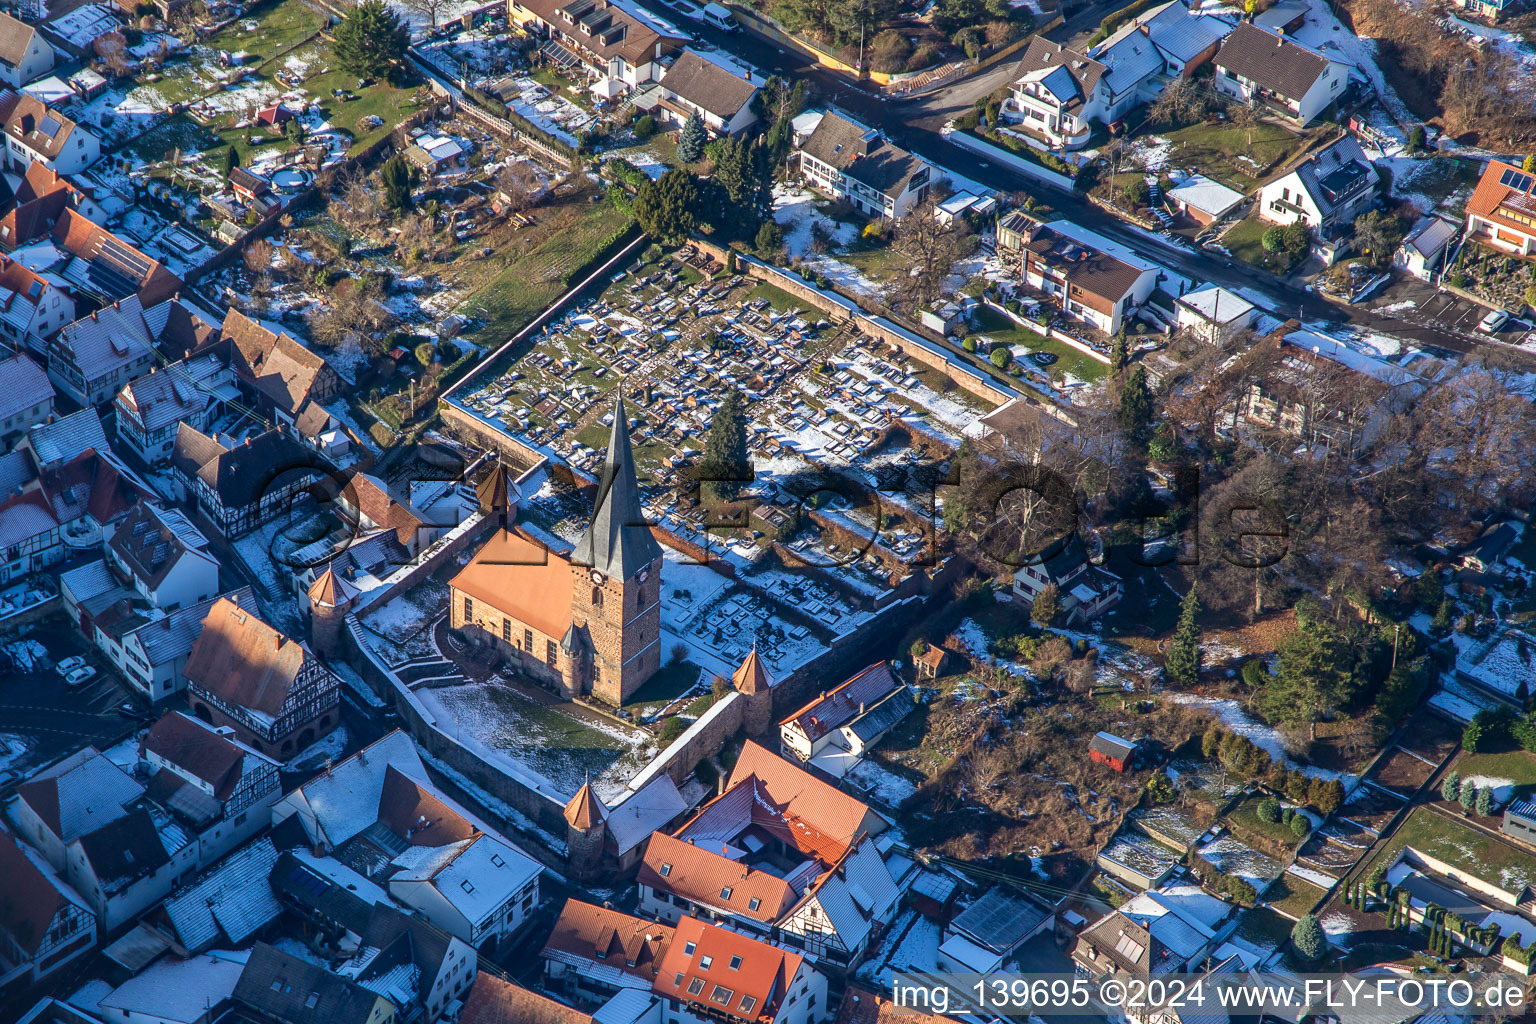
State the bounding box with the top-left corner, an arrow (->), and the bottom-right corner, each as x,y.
1089,731 -> 1138,772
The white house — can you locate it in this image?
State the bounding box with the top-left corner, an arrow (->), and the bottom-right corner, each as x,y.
387,833 -> 542,949
1175,285 -> 1255,344
1212,23 -> 1351,126
272,730 -> 545,949
0,352 -> 54,443
777,661 -> 912,776
1258,134 -> 1376,235
1165,174 -> 1245,226
104,503 -> 221,613
648,50 -> 761,137
0,252 -> 75,355
1466,159 -> 1536,257
114,353 -> 237,465
0,14 -> 54,88
0,92 -> 101,174
1007,5 -> 1233,150
797,111 -> 931,219
1011,533 -> 1123,623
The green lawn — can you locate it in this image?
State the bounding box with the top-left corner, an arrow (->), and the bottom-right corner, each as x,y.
461,205 -> 636,344
839,245 -> 909,284
1226,793 -> 1308,850
1265,873 -> 1328,919
124,113 -> 223,164
1160,120 -> 1317,191
970,305 -> 1108,383
1220,215 -> 1302,274
204,0 -> 326,55
746,281 -> 807,312
1363,805 -> 1536,895
1452,749 -> 1536,800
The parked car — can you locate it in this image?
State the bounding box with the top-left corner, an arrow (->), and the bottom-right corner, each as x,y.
1478,308 -> 1510,333
661,0 -> 705,20
55,656 -> 86,676
701,2 -> 737,30
63,666 -> 96,688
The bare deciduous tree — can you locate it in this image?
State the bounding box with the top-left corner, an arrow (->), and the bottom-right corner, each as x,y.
94,32 -> 131,78
882,203 -> 971,313
399,0 -> 451,29
495,161 -> 544,213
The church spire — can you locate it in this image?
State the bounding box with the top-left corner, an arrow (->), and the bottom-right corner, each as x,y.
572,394 -> 661,578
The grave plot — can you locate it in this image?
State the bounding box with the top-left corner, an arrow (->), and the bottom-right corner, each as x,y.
1366,747 -> 1439,798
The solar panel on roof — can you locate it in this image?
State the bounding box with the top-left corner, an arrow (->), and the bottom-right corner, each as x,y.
1500,167 -> 1535,193
39,116 -> 60,138
287,864 -> 329,896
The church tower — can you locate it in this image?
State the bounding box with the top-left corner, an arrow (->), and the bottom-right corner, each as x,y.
570,396 -> 664,706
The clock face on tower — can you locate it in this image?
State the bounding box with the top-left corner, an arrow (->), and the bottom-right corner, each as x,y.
638,568 -> 649,583
590,570 -> 605,586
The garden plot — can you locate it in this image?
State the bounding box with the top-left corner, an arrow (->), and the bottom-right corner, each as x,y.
1367,806 -> 1536,896
1166,757 -> 1245,801
416,21 -> 519,85
845,758 -> 921,808
1366,747 -> 1438,797
493,76 -> 594,147
1338,786 -> 1402,835
415,678 -> 655,802
1294,833 -> 1364,876
1393,709 -> 1464,765
1129,804 -> 1207,851
1197,836 -> 1283,888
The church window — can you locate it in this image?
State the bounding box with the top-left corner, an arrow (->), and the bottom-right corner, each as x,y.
463,597 -> 473,620
546,640 -> 558,666
592,587 -> 603,607
502,619 -> 511,643
525,628 -> 534,650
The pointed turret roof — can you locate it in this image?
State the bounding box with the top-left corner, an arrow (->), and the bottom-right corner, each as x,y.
731,645 -> 773,695
307,568 -> 357,608
572,395 -> 662,579
564,782 -> 607,830
475,461 -> 518,514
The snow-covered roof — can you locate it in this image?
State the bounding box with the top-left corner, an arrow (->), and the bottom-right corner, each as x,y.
1093,31 -> 1165,95
286,730 -> 428,848
392,834 -> 541,928
790,110 -> 824,137
39,3 -> 120,51
17,746 -> 144,843
1177,284 -> 1254,323
938,932 -> 1005,972
1118,884 -> 1230,961
1043,219 -> 1162,275
592,988 -> 663,1024
97,949 -> 250,1024
1167,174 -> 1245,218
1281,329 -> 1421,388
163,838 -> 283,953
605,773 -> 686,856
28,407 -> 107,466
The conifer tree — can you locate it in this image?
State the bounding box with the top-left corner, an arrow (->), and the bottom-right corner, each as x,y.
331,0 -> 408,80
1164,583 -> 1201,688
1441,770 -> 1461,803
678,111 -> 707,164
1477,785 -> 1494,816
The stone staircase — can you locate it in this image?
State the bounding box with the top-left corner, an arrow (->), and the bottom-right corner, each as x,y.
1146,176 -> 1173,228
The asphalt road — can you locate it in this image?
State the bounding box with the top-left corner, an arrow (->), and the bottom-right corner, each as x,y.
0,620 -> 139,779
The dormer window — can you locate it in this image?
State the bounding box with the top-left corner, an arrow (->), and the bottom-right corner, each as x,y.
684,940 -> 696,956
660,862 -> 672,877
747,897 -> 761,911
720,886 -> 733,900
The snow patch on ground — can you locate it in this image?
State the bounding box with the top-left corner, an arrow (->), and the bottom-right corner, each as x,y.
1171,695 -> 1352,784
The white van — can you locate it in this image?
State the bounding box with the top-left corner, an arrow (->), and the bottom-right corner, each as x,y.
702,2 -> 737,30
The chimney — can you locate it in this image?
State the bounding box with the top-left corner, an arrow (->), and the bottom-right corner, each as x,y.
274,634 -> 281,651
717,774 -> 726,797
